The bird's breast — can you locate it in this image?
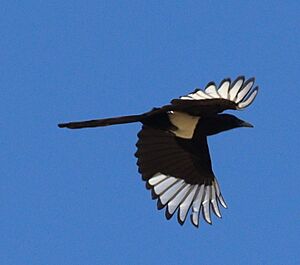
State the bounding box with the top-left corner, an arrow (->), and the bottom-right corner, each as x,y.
168,111 -> 200,139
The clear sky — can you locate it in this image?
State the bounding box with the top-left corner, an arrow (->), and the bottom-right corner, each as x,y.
1,1 -> 300,265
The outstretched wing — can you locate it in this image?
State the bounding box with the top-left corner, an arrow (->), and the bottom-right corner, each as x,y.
169,76 -> 258,116
135,125 -> 227,227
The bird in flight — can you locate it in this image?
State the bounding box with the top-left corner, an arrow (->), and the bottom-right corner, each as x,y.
58,76 -> 258,227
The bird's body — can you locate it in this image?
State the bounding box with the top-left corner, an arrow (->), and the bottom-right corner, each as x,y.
59,76 -> 258,227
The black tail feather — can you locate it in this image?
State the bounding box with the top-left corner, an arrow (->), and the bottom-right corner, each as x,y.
58,114 -> 144,129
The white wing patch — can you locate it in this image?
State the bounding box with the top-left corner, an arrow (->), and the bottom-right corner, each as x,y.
180,76 -> 258,109
205,83 -> 220,98
148,173 -> 227,227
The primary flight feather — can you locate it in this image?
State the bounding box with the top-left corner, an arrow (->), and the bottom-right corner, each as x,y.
58,76 -> 258,227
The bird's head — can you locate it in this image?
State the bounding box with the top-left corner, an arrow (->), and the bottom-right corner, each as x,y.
199,114 -> 253,136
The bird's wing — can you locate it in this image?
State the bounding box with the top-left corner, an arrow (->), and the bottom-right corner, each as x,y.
169,76 -> 258,116
135,125 -> 227,227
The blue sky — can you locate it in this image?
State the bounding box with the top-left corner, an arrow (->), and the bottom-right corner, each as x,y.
1,1 -> 300,264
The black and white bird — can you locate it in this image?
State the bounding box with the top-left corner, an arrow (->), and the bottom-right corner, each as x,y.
58,76 -> 258,227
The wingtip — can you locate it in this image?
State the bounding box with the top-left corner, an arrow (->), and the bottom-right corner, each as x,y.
220,77 -> 231,84
165,208 -> 173,220
235,75 -> 245,81
249,76 -> 255,82
205,81 -> 217,89
177,211 -> 188,226
177,217 -> 185,226
190,215 -> 199,228
157,199 -> 165,210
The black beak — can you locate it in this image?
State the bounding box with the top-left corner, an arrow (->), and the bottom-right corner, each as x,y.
240,121 -> 254,128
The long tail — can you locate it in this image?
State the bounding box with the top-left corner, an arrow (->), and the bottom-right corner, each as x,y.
58,114 -> 145,129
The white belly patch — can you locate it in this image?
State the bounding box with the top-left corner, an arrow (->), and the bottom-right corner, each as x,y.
168,111 -> 200,139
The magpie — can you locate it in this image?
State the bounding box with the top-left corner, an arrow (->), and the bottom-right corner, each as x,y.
58,76 -> 258,227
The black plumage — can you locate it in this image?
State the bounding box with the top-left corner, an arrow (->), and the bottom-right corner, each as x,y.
58,76 -> 258,227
